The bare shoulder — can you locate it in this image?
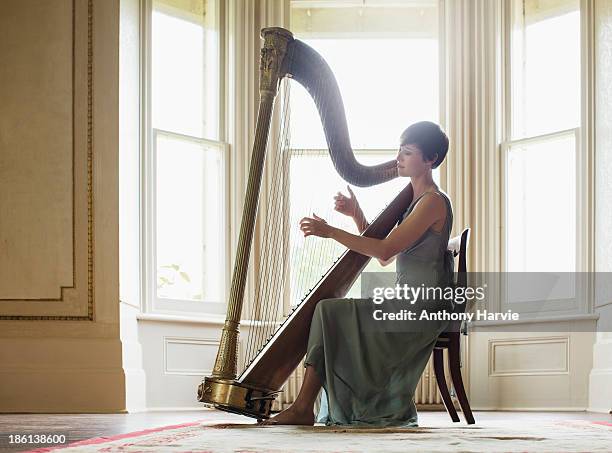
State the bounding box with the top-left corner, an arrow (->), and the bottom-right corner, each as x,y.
414,191 -> 447,215
412,192 -> 448,232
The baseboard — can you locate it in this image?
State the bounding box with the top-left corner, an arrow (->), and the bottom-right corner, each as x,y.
0,368 -> 126,413
416,404 -> 447,411
145,407 -> 214,412
472,407 -> 589,411
589,368 -> 612,413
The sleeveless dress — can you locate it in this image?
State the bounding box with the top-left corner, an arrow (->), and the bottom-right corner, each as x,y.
303,190 -> 454,427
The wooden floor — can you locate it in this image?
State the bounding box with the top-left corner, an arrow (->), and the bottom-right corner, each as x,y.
0,410 -> 609,452
0,411 -> 225,452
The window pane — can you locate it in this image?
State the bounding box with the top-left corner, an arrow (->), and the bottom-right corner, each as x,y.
152,0 -> 219,139
289,38 -> 439,149
511,0 -> 580,139
155,133 -> 224,303
506,133 -> 576,272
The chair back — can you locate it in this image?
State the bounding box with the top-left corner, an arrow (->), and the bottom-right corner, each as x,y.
446,228 -> 470,329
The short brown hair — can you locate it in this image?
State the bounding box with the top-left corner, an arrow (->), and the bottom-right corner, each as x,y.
400,121 -> 449,169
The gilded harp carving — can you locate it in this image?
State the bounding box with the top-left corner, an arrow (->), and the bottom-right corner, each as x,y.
198,27 -> 414,419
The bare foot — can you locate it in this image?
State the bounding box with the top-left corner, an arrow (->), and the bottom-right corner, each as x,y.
258,406 -> 315,426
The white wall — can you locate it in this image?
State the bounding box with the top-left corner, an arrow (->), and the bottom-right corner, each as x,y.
589,0 -> 612,414
119,0 -> 147,412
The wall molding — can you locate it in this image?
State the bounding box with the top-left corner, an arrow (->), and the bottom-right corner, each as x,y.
163,336 -> 220,376
488,336 -> 570,377
0,0 -> 95,321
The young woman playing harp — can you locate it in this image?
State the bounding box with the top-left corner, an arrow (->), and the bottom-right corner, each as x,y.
261,120 -> 455,427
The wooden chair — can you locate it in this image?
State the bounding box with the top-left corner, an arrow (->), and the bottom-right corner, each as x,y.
433,228 -> 475,424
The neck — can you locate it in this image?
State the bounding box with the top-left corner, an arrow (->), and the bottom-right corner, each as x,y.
410,173 -> 437,198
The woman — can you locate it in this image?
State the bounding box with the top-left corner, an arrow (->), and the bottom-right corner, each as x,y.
261,121 -> 454,427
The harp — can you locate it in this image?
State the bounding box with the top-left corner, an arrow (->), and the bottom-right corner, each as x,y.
197,27 -> 414,419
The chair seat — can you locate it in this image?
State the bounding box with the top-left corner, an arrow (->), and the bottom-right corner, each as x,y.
434,335 -> 450,347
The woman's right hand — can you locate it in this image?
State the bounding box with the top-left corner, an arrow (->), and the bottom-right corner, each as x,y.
334,185 -> 359,218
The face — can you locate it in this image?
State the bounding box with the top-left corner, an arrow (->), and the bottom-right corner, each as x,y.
396,144 -> 435,177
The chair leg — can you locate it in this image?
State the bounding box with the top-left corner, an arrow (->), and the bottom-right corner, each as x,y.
433,348 -> 460,423
448,333 -> 475,425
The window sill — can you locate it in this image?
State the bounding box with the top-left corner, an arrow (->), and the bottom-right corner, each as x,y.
470,313 -> 599,328
136,313 -> 279,327
137,313 -> 226,325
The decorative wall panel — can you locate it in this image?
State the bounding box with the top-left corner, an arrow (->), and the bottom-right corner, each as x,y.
164,337 -> 219,376
489,337 -> 569,376
0,0 -> 94,319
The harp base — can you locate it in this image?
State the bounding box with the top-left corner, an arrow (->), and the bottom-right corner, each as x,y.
197,377 -> 278,419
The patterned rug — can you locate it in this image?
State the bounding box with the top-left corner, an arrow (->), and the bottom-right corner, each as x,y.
27,419 -> 612,453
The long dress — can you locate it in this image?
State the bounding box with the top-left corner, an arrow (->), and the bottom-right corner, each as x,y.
303,190 -> 455,427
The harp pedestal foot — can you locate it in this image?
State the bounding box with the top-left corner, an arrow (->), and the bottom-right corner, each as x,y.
198,376 -> 279,419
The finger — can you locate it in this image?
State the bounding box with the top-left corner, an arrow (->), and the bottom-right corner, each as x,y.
312,213 -> 323,221
347,185 -> 355,197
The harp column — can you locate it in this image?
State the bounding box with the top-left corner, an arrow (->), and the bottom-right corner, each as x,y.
211,27 -> 294,381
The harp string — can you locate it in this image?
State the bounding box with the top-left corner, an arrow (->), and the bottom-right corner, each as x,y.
244,77 -> 298,370
265,78 -> 293,341
257,82 -> 287,343
243,78 -> 296,370
293,72 -> 330,307
290,84 -> 314,309
242,89 -> 277,368
243,79 -> 292,370
241,70 -> 360,373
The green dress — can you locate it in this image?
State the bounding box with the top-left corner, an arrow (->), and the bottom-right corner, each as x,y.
304,190 -> 455,427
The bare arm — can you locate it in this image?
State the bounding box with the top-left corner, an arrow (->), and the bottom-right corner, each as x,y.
301,193 -> 446,262
351,205 -> 395,266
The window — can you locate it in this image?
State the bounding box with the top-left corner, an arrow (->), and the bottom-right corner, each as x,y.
502,0 -> 586,314
503,0 -> 581,274
145,0 -> 227,315
289,2 -> 441,301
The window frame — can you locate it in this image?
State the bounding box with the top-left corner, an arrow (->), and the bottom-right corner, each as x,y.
140,0 -> 230,317
499,0 -> 595,316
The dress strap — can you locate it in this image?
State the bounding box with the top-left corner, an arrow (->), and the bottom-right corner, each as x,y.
434,191 -> 454,251
400,190 -> 453,233
406,190 -> 439,212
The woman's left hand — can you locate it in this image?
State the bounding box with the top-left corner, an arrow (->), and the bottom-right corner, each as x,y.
299,213 -> 335,238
